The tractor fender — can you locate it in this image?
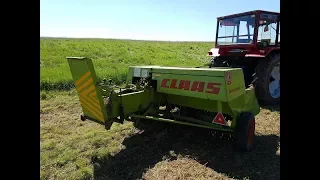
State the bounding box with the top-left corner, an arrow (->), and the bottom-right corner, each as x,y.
245,48 -> 280,58
265,49 -> 280,57
262,47 -> 280,57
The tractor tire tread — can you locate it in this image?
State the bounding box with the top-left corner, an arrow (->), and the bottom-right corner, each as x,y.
254,52 -> 280,105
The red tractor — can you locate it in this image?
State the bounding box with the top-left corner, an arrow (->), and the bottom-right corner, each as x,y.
208,10 -> 280,105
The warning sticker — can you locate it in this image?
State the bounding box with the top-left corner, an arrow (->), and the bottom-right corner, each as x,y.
212,112 -> 227,125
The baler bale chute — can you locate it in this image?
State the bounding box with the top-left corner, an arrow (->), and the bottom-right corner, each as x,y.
67,57 -> 260,152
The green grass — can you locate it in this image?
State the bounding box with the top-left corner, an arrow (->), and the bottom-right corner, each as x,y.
40,38 -> 279,179
40,91 -> 280,180
40,38 -> 213,91
40,90 -> 137,179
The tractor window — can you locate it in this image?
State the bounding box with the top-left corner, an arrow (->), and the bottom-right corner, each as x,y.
257,13 -> 279,45
238,21 -> 254,43
217,14 -> 255,45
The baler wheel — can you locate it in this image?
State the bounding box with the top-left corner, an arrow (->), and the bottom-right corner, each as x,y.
233,112 -> 255,152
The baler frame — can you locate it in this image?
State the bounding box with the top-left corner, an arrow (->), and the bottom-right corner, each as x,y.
67,57 -> 260,152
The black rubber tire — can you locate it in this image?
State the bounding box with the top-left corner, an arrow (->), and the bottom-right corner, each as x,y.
255,52 -> 280,105
233,112 -> 256,152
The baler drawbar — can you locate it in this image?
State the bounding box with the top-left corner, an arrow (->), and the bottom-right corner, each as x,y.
66,57 -> 260,152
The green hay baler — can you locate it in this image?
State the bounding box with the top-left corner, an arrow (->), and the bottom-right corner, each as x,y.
66,57 -> 260,152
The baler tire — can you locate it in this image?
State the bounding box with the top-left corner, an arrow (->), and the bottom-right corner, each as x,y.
233,112 -> 255,152
255,52 -> 280,105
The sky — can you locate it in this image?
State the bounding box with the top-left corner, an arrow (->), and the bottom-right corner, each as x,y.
40,0 -> 280,41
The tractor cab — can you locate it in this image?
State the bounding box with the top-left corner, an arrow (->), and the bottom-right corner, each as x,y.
209,10 -> 280,57
208,10 -> 280,106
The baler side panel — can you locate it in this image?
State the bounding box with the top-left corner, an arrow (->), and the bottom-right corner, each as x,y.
107,90 -> 153,119
154,74 -> 228,102
66,57 -> 107,124
162,93 -> 233,115
242,87 -> 260,115
225,70 -> 246,101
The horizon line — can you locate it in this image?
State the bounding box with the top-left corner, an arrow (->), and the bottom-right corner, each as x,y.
40,36 -> 215,43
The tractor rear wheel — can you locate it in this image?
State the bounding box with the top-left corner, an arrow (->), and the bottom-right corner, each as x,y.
255,52 -> 280,105
233,112 -> 255,152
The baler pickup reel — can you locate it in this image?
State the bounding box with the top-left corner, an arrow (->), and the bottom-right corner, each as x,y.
67,57 -> 260,152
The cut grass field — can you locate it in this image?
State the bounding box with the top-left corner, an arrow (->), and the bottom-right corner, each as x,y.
40,38 -> 280,180
40,91 -> 279,180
